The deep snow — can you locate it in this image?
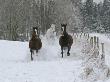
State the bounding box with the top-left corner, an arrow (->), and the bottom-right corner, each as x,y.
0,33 -> 110,82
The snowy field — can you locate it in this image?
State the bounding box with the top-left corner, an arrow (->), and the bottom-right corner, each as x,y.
0,33 -> 110,82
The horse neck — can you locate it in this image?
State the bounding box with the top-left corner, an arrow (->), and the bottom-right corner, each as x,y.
63,27 -> 68,36
63,31 -> 68,37
31,31 -> 38,39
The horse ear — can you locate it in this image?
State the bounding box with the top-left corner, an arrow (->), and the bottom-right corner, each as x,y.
34,26 -> 38,31
61,24 -> 63,26
33,27 -> 35,31
36,27 -> 38,30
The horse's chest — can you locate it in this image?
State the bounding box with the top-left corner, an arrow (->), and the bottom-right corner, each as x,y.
63,38 -> 68,43
30,39 -> 38,46
60,37 -> 69,46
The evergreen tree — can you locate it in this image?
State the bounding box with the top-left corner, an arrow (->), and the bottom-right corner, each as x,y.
102,0 -> 110,32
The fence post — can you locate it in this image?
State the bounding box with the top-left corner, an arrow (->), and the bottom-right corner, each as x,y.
74,33 -> 76,43
84,33 -> 86,37
90,37 -> 93,47
94,36 -> 96,48
87,34 -> 89,40
96,37 -> 99,48
80,32 -> 83,38
101,43 -> 105,61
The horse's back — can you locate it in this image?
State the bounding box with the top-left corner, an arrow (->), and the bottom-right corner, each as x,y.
68,35 -> 73,46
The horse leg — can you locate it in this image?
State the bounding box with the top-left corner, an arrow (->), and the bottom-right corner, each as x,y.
33,50 -> 34,54
30,49 -> 33,61
36,49 -> 38,53
36,49 -> 38,56
67,46 -> 71,56
61,46 -> 63,58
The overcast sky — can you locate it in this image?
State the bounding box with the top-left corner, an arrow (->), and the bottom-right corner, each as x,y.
82,0 -> 104,3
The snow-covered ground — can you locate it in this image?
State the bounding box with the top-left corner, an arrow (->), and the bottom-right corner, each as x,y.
0,33 -> 110,82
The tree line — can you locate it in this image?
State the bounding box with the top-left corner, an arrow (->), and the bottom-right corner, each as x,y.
0,0 -> 109,41
81,0 -> 110,33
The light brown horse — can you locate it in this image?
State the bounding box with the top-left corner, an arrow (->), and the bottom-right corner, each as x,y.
59,24 -> 73,58
29,27 -> 42,60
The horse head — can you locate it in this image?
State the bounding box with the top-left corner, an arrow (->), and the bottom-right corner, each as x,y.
61,24 -> 67,36
33,26 -> 40,37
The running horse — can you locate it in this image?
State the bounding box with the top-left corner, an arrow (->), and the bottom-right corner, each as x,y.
29,27 -> 42,61
59,24 -> 73,58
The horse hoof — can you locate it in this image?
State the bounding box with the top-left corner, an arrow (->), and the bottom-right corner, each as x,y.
31,58 -> 33,61
67,53 -> 70,56
36,50 -> 38,53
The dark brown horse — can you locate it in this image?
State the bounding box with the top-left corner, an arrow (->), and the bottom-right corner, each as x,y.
59,24 -> 73,58
29,27 -> 42,60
